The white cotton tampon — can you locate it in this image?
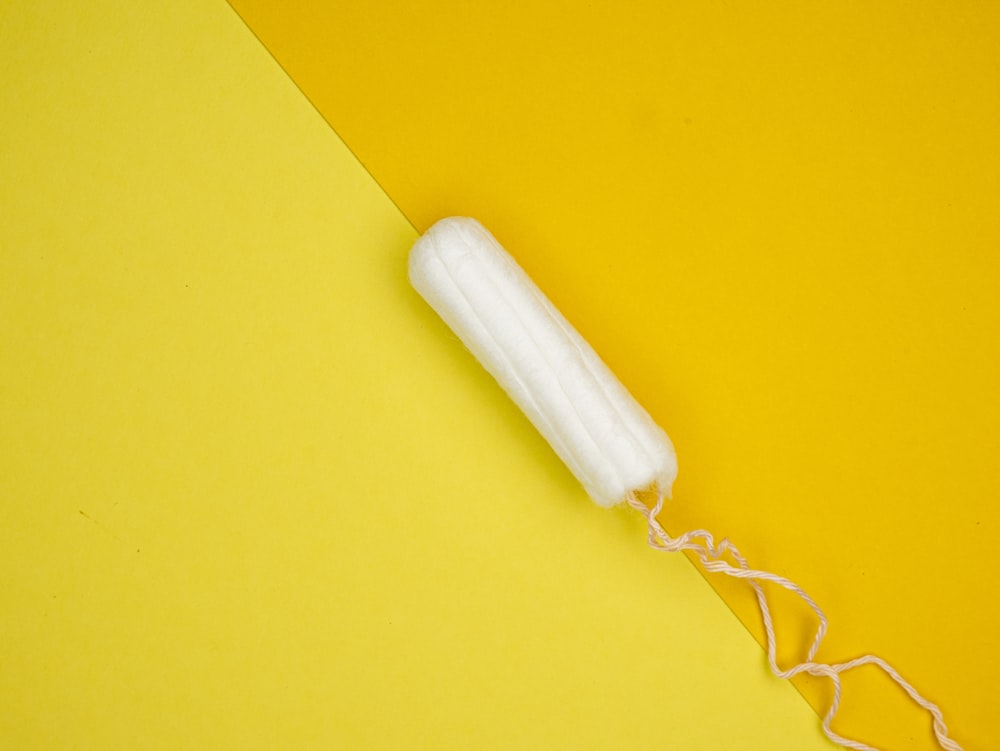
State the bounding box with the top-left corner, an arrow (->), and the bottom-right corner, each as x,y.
409,217 -> 677,508
409,218 -> 966,751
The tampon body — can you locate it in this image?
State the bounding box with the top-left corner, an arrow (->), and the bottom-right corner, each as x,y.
409,217 -> 677,507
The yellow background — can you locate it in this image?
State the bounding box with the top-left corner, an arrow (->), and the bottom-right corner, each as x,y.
226,1 -> 999,748
3,1 -> 843,749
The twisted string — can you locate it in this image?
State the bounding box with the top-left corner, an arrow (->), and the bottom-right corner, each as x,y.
625,490 -> 963,751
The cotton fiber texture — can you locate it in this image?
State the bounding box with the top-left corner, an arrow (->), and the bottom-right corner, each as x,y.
408,217 -> 677,508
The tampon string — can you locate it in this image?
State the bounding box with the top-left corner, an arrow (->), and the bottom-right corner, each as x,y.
626,490 -> 963,751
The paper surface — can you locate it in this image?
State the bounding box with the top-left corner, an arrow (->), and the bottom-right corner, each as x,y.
2,1 -> 840,748
224,2 -> 1000,748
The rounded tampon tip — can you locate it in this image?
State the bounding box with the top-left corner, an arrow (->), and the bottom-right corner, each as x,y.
410,217 -> 677,507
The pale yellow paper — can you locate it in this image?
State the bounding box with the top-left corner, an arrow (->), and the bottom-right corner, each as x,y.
2,2 -> 835,748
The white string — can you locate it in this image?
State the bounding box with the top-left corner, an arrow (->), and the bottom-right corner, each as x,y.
625,491 -> 964,751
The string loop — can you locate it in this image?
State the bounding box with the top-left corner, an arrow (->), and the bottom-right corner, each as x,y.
625,491 -> 963,751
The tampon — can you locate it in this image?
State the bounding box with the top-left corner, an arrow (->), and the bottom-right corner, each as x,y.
408,216 -> 964,751
408,216 -> 677,508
